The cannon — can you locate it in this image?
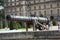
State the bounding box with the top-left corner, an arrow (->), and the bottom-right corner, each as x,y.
6,15 -> 50,23
6,15 -> 50,31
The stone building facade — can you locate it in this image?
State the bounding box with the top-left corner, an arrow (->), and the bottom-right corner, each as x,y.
4,0 -> 60,18
4,0 -> 27,16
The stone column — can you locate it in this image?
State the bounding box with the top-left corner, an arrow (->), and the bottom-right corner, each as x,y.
25,22 -> 28,31
33,20 -> 37,31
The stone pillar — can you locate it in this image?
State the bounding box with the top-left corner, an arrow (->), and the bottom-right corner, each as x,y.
33,20 -> 37,31
25,22 -> 28,31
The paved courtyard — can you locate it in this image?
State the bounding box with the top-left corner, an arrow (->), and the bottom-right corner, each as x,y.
0,26 -> 59,33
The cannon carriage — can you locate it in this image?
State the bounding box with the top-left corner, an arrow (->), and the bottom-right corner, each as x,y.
6,15 -> 50,31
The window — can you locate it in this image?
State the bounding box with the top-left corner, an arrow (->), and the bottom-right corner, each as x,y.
30,12 -> 32,15
10,3 -> 12,6
25,2 -> 26,4
34,6 -> 36,10
11,8 -> 12,12
51,10 -> 53,16
19,8 -> 21,11
57,3 -> 59,7
11,14 -> 13,15
8,3 -> 11,6
29,2 -> 31,4
8,9 -> 11,12
12,3 -> 15,6
20,13 -> 22,16
12,8 -> 16,12
16,2 -> 19,5
34,11 -> 36,16
50,4 -> 52,8
44,11 -> 46,17
44,4 -> 46,9
34,11 -> 36,14
29,7 -> 31,10
15,3 -> 16,6
34,0 -> 35,3
16,8 -> 19,11
39,11 -> 41,16
15,13 -> 17,15
39,6 -> 41,9
57,9 -> 59,13
29,12 -> 32,16
57,9 -> 59,16
39,11 -> 41,14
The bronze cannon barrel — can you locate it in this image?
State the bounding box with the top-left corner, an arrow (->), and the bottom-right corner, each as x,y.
6,15 -> 49,22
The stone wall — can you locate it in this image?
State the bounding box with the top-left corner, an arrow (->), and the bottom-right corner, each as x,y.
0,30 -> 60,40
